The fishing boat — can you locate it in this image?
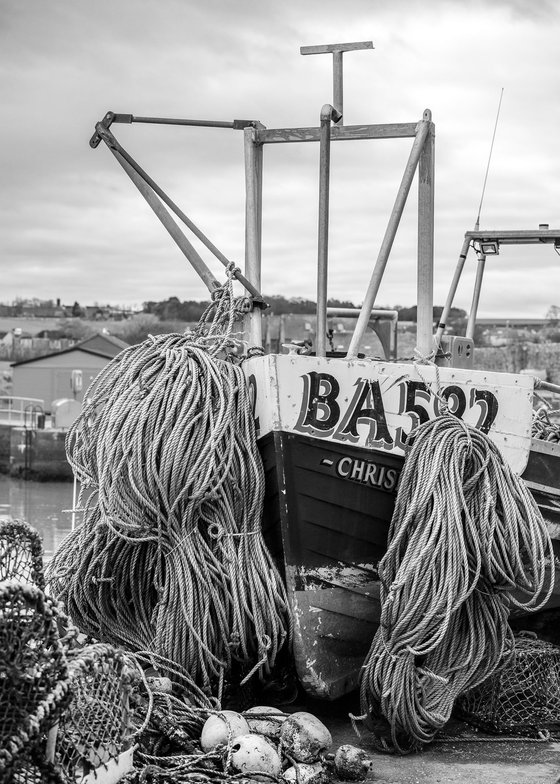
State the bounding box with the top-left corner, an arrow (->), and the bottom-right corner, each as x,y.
89,41 -> 560,701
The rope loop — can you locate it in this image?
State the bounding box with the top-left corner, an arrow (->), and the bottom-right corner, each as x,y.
417,667 -> 450,685
239,635 -> 272,685
245,346 -> 265,359
225,260 -> 240,276
412,347 -> 450,416
234,296 -> 253,315
211,287 -> 226,303
207,522 -> 224,540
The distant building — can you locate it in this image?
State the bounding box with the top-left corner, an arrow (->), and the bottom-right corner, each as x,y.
0,299 -> 138,320
20,302 -> 67,318
0,329 -> 77,361
10,333 -> 129,412
78,332 -> 129,354
263,313 -> 395,358
477,318 -> 549,346
1,329 -> 34,348
84,305 -> 112,320
476,318 -> 549,329
83,305 -> 136,321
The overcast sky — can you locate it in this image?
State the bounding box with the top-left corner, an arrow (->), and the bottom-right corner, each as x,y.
1,0 -> 559,317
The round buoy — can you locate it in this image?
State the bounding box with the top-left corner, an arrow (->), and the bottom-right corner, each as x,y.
200,711 -> 250,752
283,761 -> 329,784
334,744 -> 372,780
244,705 -> 286,739
229,733 -> 282,779
146,676 -> 173,694
279,711 -> 332,763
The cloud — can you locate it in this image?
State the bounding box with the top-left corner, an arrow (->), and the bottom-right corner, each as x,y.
489,0 -> 560,20
1,0 -> 559,318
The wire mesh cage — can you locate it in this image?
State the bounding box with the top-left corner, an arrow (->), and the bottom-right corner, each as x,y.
1,587 -> 134,783
0,519 -> 45,589
456,633 -> 560,736
0,516 -> 135,783
54,644 -> 133,781
0,581 -> 72,783
8,752 -> 67,784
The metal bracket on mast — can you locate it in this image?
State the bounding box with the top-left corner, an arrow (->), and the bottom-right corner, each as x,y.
89,111 -> 259,148
300,41 -> 374,123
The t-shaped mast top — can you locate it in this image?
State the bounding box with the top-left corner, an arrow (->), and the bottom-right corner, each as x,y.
300,41 -> 374,123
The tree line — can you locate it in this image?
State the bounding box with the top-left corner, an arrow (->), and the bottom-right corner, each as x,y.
142,295 -> 467,328
142,295 -> 360,322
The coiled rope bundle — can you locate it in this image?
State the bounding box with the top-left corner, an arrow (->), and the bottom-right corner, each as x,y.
47,271 -> 291,699
358,414 -> 554,754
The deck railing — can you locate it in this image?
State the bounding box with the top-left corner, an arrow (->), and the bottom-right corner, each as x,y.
0,396 -> 45,426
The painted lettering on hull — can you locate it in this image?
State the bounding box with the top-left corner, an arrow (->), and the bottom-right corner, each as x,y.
295,372 -> 341,436
320,456 -> 399,492
296,373 -> 393,448
295,371 -> 499,447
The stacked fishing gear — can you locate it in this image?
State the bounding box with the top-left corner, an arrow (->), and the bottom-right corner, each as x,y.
47,272 -> 291,701
358,414 -> 554,754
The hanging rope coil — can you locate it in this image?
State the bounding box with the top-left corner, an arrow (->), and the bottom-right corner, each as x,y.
47,270 -> 291,699
358,414 -> 554,754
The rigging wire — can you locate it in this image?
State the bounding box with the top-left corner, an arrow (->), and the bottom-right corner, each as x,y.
474,88 -> 504,231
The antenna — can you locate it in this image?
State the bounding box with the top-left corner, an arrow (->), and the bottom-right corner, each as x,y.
474,88 -> 504,231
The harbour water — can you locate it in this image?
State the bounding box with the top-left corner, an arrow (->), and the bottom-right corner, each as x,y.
0,474 -> 75,557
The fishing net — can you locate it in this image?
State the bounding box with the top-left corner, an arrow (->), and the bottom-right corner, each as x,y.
0,519 -> 45,589
456,633 -> 560,736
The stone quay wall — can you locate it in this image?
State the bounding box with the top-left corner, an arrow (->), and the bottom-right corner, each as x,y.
0,425 -> 73,481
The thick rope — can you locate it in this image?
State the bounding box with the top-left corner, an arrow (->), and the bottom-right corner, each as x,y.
47,268 -> 291,699
357,414 -> 554,754
532,406 -> 560,442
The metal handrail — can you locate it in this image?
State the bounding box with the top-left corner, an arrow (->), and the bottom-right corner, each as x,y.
438,228 -> 560,348
0,396 -> 45,424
